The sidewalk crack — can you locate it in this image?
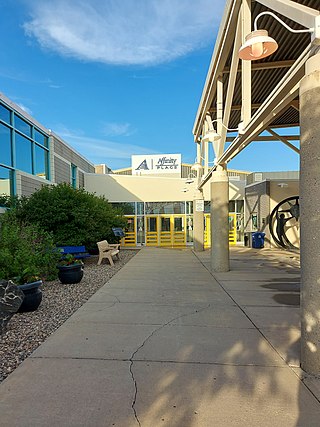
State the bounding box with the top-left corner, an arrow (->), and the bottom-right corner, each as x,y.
129,304 -> 211,426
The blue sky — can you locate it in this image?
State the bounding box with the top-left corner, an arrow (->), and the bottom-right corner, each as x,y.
0,0 -> 299,171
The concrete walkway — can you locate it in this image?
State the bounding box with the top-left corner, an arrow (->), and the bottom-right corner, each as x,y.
1,247 -> 320,426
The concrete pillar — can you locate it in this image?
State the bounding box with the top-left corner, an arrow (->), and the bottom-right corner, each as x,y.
300,51 -> 320,375
193,189 -> 204,252
210,168 -> 229,272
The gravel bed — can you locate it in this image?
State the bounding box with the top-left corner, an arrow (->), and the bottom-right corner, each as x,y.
0,249 -> 138,384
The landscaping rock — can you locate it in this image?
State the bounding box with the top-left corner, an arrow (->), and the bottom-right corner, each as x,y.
0,250 -> 138,383
0,280 -> 24,335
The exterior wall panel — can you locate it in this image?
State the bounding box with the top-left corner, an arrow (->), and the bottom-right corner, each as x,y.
16,172 -> 51,197
53,137 -> 94,173
54,157 -> 71,184
79,171 -> 85,188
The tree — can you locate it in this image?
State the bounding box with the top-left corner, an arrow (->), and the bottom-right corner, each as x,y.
14,183 -> 126,251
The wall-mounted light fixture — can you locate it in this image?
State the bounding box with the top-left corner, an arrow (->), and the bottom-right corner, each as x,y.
201,129 -> 220,143
239,11 -> 317,61
201,121 -> 239,144
191,156 -> 215,173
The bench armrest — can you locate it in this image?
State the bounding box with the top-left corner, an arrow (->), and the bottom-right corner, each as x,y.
107,243 -> 120,250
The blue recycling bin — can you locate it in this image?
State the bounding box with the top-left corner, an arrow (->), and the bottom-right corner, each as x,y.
251,232 -> 265,249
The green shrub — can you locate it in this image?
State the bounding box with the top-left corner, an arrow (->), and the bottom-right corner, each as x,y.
0,214 -> 60,282
13,183 -> 126,250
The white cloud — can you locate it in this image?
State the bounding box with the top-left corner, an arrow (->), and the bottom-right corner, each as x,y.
102,122 -> 135,137
56,127 -> 157,166
23,0 -> 223,66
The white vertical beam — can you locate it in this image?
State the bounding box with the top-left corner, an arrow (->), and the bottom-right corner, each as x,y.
215,75 -> 224,158
221,12 -> 242,146
241,0 -> 252,128
196,141 -> 202,164
204,139 -> 209,176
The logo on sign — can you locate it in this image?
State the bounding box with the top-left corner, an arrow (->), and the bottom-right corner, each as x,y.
155,157 -> 178,170
135,159 -> 149,170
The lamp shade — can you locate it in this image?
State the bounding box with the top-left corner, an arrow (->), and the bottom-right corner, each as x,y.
239,30 -> 278,60
202,130 -> 221,143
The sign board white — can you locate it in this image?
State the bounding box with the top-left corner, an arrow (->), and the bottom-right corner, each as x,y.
195,199 -> 204,212
132,154 -> 181,175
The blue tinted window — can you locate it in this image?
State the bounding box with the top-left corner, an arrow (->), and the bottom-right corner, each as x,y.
15,133 -> 32,173
0,166 -> 12,196
15,115 -> 32,137
0,123 -> 12,166
35,145 -> 48,179
0,104 -> 11,124
35,129 -> 48,147
71,164 -> 77,188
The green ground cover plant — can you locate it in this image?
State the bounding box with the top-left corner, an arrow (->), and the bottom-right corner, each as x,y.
0,215 -> 60,282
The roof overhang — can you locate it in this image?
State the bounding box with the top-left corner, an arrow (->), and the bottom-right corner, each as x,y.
192,0 -> 320,188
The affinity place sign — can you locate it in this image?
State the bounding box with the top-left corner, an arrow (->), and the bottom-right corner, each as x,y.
132,154 -> 181,175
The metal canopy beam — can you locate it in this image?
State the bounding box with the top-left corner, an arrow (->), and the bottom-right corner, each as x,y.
226,134 -> 299,142
200,83 -> 299,187
193,0 -> 242,141
217,40 -> 309,164
220,10 -> 242,150
197,37 -> 308,190
266,127 -> 300,153
223,59 -> 295,73
257,0 -> 319,29
193,0 -> 319,191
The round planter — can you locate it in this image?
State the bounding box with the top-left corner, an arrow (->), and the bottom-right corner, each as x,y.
18,280 -> 43,313
58,263 -> 84,284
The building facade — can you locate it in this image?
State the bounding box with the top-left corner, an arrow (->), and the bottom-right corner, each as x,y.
0,92 -> 95,198
89,156 -> 247,248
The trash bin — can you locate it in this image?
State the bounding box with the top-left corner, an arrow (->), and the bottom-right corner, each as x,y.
251,232 -> 265,249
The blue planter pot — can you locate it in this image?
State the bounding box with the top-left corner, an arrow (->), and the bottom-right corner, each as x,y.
57,264 -> 84,284
18,280 -> 43,313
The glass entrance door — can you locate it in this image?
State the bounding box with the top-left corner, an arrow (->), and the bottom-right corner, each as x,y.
123,216 -> 136,246
144,215 -> 187,247
146,216 -> 158,246
160,216 -> 172,246
173,216 -> 186,247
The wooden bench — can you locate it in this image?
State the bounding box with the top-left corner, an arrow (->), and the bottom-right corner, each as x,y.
97,240 -> 120,266
58,245 -> 90,260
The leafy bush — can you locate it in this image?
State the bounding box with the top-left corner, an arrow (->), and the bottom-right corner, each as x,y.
0,214 -> 60,282
13,183 -> 126,251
